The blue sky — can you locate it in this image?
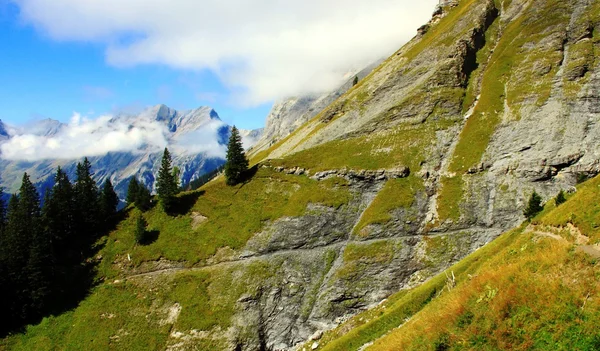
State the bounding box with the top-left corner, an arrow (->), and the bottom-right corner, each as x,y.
0,2 -> 271,130
0,0 -> 436,131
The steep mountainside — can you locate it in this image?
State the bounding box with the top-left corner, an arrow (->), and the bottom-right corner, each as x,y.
2,0 -> 599,350
297,174 -> 600,351
251,61 -> 382,154
0,105 -> 262,199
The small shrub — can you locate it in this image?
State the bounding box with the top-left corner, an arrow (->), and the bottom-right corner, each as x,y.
134,214 -> 147,244
523,191 -> 543,220
555,190 -> 566,206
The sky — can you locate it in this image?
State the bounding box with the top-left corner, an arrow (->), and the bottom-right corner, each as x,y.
0,0 -> 437,134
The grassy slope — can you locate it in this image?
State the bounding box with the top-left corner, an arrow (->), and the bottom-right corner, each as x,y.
1,255 -> 335,351
303,175 -> 600,351
353,176 -> 425,235
98,168 -> 351,277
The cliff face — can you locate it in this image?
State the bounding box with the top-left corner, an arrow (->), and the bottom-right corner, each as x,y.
237,0 -> 600,347
251,62 -> 381,154
4,0 -> 600,350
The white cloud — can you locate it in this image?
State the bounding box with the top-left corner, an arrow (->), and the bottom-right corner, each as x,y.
13,0 -> 438,105
0,110 -> 233,161
0,112 -> 169,161
171,119 -> 228,159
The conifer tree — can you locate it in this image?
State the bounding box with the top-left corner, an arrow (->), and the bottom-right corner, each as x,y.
225,126 -> 249,186
136,184 -> 152,211
156,148 -> 178,212
74,158 -> 100,241
524,191 -> 543,220
0,187 -> 5,230
352,75 -> 358,86
15,173 -> 48,318
555,190 -> 566,206
134,213 -> 147,244
126,177 -> 140,206
43,168 -> 76,251
100,179 -> 119,223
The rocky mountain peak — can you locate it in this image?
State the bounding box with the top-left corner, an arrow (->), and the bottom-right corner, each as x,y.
0,119 -> 8,139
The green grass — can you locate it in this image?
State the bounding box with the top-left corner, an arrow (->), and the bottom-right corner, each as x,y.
2,250 -> 338,351
354,176 -> 424,234
540,176 -> 600,243
436,176 -> 465,223
449,0 -> 572,173
312,174 -> 600,351
271,119 -> 456,173
98,168 -> 352,276
368,231 -> 600,351
308,227 -> 523,351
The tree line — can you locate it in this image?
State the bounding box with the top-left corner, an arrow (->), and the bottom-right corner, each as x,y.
0,158 -> 119,336
0,142 -> 240,335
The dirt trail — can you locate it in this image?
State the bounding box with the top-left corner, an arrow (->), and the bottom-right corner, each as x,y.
122,228 -> 498,281
525,224 -> 600,258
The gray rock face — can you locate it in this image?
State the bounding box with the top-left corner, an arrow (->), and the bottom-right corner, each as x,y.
222,173 -> 498,351
252,61 -> 382,154
218,0 -> 600,349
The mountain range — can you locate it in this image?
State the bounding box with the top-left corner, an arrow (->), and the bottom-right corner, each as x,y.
0,105 -> 263,200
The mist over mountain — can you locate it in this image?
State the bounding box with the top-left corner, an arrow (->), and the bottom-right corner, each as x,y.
0,104 -> 262,199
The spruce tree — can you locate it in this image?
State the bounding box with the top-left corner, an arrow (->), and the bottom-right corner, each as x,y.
134,213 -> 147,244
126,177 -> 140,206
555,190 -> 566,206
3,194 -> 24,318
44,168 -> 76,250
225,126 -> 249,186
100,179 -> 119,223
15,173 -> 50,319
135,184 -> 152,211
524,191 -> 543,220
0,187 -> 5,230
156,148 -> 178,213
352,75 -> 358,86
74,158 -> 100,242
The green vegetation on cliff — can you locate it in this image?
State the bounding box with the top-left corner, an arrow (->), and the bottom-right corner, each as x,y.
99,167 -> 351,276
306,174 -> 600,351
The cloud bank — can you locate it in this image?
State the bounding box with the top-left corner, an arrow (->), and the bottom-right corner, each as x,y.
13,0 -> 438,105
0,112 -> 230,161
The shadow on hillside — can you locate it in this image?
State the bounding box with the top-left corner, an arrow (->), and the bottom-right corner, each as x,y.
241,165 -> 259,183
168,190 -> 205,216
233,165 -> 260,195
140,230 -> 160,245
0,209 -> 130,338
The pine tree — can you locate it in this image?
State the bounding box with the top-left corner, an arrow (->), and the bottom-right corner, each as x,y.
224,126 -> 249,186
74,158 -> 100,242
13,173 -> 51,319
352,75 -> 358,86
555,190 -> 566,206
524,191 -> 544,220
100,179 -> 119,223
134,213 -> 147,244
136,184 -> 152,211
0,187 -> 5,230
43,168 -> 76,250
156,148 -> 178,213
126,177 -> 139,206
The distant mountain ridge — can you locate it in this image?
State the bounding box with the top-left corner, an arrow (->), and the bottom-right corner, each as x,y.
0,105 -> 262,200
